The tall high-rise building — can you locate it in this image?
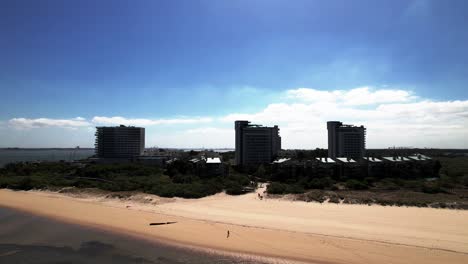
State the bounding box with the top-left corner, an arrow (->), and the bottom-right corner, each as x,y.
235,121 -> 281,165
95,125 -> 145,159
327,121 -> 366,159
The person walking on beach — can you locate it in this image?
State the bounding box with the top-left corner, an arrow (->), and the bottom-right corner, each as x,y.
227,230 -> 230,238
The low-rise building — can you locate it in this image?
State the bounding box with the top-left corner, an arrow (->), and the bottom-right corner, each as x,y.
206,157 -> 224,176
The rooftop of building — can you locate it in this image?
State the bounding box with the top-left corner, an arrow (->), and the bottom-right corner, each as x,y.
272,158 -> 291,164
236,120 -> 279,129
316,157 -> 335,163
189,158 -> 201,163
382,156 -> 412,162
363,157 -> 383,162
96,124 -> 143,129
408,154 -> 432,161
335,157 -> 357,163
165,158 -> 178,164
327,121 -> 365,129
206,157 -> 221,164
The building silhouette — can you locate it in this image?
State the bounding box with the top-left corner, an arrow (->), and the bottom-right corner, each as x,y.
327,121 -> 366,159
95,125 -> 145,159
235,121 -> 281,165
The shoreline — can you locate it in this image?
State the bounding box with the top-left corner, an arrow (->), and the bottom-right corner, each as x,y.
0,207 -> 267,264
0,205 -> 302,264
1,189 -> 468,264
0,190 -> 316,264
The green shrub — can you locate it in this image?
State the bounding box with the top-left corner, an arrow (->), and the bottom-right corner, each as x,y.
379,178 -> 399,190
307,177 -> 334,189
345,179 -> 369,190
286,184 -> 305,194
267,182 -> 287,194
439,175 -> 456,188
421,184 -> 444,194
402,180 -> 423,189
225,182 -> 244,195
305,190 -> 326,203
328,196 -> 340,203
461,175 -> 468,187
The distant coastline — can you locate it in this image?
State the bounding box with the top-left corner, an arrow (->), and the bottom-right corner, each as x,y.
0,147 -> 95,150
0,148 -> 95,167
1,148 -> 467,155
0,148 -> 235,151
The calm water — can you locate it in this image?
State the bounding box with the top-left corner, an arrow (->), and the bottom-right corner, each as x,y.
0,149 -> 234,167
0,207 -> 268,264
0,149 -> 95,167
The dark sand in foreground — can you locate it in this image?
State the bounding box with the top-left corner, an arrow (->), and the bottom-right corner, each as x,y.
0,207 -> 269,264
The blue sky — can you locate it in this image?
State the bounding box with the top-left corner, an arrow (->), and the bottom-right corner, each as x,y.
1,0 -> 468,148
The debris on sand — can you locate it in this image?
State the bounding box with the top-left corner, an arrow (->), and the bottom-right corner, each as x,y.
149,222 -> 177,226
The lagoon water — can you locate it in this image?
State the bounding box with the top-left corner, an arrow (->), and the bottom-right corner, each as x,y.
0,149 -> 95,167
0,148 -> 234,167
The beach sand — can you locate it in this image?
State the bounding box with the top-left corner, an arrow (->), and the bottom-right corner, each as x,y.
0,207 -> 266,264
1,188 -> 467,264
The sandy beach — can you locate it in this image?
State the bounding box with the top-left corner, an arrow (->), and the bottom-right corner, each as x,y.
1,188 -> 468,264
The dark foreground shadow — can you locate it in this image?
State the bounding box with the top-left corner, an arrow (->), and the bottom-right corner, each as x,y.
0,241 -> 183,264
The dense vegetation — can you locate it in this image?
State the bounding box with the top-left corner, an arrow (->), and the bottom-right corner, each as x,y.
1,156 -> 467,205
262,156 -> 468,209
0,161 -> 251,198
265,157 -> 468,200
266,163 -> 467,194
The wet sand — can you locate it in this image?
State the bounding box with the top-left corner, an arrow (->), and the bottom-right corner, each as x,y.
1,188 -> 468,264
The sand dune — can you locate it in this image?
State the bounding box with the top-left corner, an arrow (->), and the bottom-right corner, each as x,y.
1,188 -> 468,264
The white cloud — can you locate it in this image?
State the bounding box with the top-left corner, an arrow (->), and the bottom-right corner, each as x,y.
6,115 -> 214,131
91,116 -> 213,126
3,86 -> 468,148
286,86 -> 414,105
221,87 -> 468,148
8,117 -> 91,130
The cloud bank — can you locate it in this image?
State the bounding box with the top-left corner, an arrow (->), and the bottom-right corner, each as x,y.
3,86 -> 468,148
221,87 -> 468,148
7,116 -> 213,130
286,87 -> 415,105
8,117 -> 91,130
91,116 -> 213,126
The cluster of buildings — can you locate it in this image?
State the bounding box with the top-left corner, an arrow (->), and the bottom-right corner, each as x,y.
185,157 -> 226,177
271,154 -> 436,180
93,125 -> 222,169
232,120 -> 437,179
93,121 -> 435,178
233,120 -> 367,166
93,121 -> 366,165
